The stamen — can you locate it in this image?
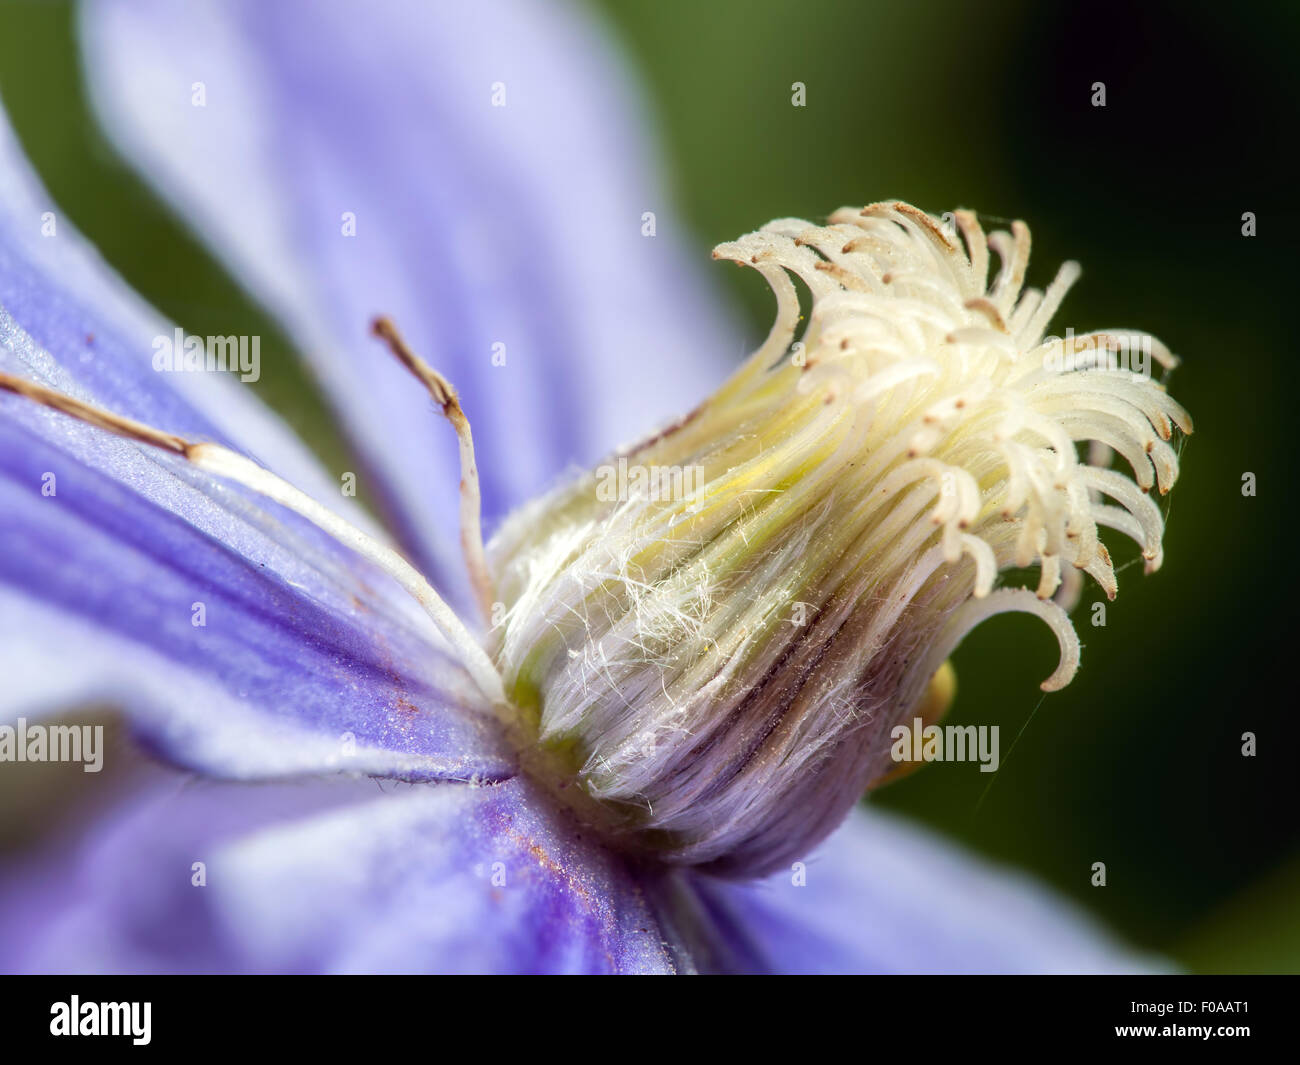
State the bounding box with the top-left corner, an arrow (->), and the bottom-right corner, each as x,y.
987,221 -> 1031,314
952,209 -> 989,292
0,372 -> 187,454
486,200 -> 1190,873
0,370 -> 506,706
1018,260 -> 1080,342
370,316 -> 495,623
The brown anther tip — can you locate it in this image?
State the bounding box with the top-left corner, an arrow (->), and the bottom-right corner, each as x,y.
841,243 -> 854,254
955,400 -> 966,409
958,519 -> 970,530
1144,441 -> 1154,453
839,338 -> 850,350
881,273 -> 894,284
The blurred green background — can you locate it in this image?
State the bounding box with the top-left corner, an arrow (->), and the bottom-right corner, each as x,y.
0,0 -> 1295,970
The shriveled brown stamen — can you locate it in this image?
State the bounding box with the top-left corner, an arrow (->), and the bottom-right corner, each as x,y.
0,372 -> 187,454
0,368 -> 505,703
370,316 -> 494,622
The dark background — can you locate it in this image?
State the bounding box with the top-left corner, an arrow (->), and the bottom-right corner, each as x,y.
0,0 -> 1295,970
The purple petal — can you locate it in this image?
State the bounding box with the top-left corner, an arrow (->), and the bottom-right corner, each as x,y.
80,0 -> 739,605
1,768 -> 673,974
676,806 -> 1165,974
0,105 -> 357,514
0,105 -> 511,781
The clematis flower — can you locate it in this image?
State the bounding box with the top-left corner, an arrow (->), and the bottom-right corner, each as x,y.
0,0 -> 1184,973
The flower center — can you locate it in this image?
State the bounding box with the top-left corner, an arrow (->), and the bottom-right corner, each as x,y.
486,202 -> 1191,877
